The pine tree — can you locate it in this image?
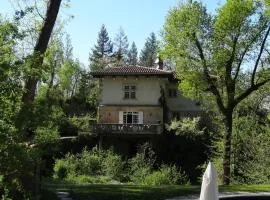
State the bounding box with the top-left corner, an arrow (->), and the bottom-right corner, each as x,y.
140,32 -> 158,67
113,27 -> 129,65
127,41 -> 138,66
89,24 -> 113,71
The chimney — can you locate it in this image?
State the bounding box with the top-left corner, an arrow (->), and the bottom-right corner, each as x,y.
155,54 -> 164,70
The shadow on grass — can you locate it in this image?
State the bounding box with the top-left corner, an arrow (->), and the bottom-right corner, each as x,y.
42,178 -> 200,200
41,178 -> 270,200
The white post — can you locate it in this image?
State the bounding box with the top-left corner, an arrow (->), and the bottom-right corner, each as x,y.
199,162 -> 219,200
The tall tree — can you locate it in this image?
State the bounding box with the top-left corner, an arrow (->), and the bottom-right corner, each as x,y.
127,41 -> 138,66
89,24 -> 113,71
22,0 -> 62,103
140,32 -> 158,67
162,0 -> 270,184
113,27 -> 129,65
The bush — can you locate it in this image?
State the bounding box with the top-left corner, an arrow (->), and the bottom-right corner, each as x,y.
69,115 -> 92,132
102,151 -> 123,180
53,153 -> 78,179
78,148 -> 102,175
66,174 -> 111,184
128,143 -> 155,184
144,165 -> 188,186
53,145 -> 189,185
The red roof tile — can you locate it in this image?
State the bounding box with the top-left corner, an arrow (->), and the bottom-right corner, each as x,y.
91,65 -> 174,77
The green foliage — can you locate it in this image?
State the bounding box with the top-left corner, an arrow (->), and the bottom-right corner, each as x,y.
53,145 -> 190,185
232,113 -> 270,184
68,115 -> 93,132
59,59 -> 81,98
102,151 -> 123,180
78,148 -> 102,176
89,24 -> 113,71
167,117 -> 203,136
128,143 -> 156,183
53,153 -> 77,179
144,165 -> 188,186
66,174 -> 111,184
162,0 -> 270,184
127,41 -> 138,66
140,32 -> 158,67
162,0 -> 269,107
113,27 -> 129,64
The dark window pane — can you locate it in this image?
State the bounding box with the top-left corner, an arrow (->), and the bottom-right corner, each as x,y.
131,91 -> 136,99
124,92 -> 129,98
127,114 -> 132,124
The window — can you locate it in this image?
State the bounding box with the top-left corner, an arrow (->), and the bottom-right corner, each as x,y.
123,112 -> 139,124
168,89 -> 177,98
123,84 -> 136,99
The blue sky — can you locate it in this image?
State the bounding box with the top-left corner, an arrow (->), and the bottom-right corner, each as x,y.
0,0 -> 224,66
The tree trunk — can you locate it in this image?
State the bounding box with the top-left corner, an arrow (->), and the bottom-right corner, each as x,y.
22,0 -> 62,103
222,109 -> 233,185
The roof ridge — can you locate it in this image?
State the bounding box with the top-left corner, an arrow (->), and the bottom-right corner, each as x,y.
110,65 -> 171,73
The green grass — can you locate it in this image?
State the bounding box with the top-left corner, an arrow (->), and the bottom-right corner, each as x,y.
41,178 -> 270,200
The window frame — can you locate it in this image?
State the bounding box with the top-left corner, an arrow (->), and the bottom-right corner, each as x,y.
123,84 -> 136,99
123,111 -> 139,124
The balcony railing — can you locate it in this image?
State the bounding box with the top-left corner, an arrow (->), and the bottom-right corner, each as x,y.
93,123 -> 163,135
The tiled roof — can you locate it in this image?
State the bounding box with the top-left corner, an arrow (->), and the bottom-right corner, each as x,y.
91,65 -> 174,77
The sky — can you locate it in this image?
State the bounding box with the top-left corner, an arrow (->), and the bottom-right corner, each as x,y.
0,0 -> 225,66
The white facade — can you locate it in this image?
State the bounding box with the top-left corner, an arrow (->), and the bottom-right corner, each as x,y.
100,76 -> 167,106
98,75 -> 201,124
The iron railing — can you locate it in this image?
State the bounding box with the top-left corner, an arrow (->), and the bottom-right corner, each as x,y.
93,123 -> 163,135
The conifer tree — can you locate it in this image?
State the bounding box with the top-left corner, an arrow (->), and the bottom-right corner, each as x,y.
113,27 -> 129,65
127,41 -> 138,66
140,32 -> 158,67
89,24 -> 113,71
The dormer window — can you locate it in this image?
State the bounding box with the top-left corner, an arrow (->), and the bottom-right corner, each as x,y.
123,84 -> 136,99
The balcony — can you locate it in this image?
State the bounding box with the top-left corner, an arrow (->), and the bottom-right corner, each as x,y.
93,123 -> 163,135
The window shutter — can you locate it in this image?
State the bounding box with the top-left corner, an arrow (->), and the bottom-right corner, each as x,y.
119,111 -> 123,124
139,112 -> 143,124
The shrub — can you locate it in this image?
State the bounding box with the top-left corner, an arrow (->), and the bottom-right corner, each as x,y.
128,143 -> 156,183
53,153 -> 78,179
102,151 -> 123,180
69,115 -> 92,132
78,148 -> 102,176
66,174 -> 110,184
144,165 -> 188,186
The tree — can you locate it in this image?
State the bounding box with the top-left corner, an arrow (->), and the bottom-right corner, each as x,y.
89,24 -> 113,71
113,27 -> 129,65
127,41 -> 138,66
140,32 -> 158,67
22,0 -> 62,103
61,58 -> 81,98
162,0 -> 270,184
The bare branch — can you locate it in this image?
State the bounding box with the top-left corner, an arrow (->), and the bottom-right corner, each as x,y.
234,78 -> 270,106
234,22 -> 268,82
225,35 -> 238,103
251,25 -> 270,85
34,0 -> 45,21
193,33 -> 226,114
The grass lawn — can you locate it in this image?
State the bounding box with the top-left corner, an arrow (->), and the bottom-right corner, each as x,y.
41,178 -> 270,200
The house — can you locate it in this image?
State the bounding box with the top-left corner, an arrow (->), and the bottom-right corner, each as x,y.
90,62 -> 201,135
